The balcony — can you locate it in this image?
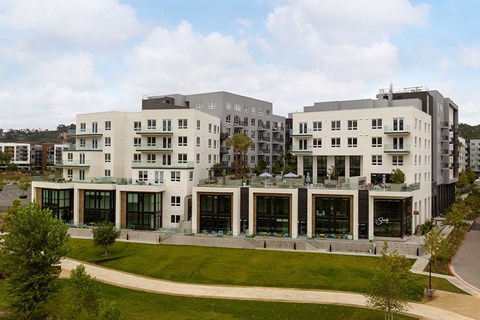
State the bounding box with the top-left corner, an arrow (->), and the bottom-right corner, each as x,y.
64,144 -> 103,151
233,121 -> 248,128
220,146 -> 229,154
290,129 -> 313,137
135,128 -> 173,136
258,135 -> 271,142
69,129 -> 103,137
383,144 -> 410,154
60,160 -> 90,167
257,123 -> 270,131
135,144 -> 173,152
383,125 -> 411,135
291,145 -> 312,153
131,161 -> 194,169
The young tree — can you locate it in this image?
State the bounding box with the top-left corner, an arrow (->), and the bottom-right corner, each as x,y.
18,175 -> 32,198
69,265 -> 120,320
444,199 -> 468,229
365,244 -> 413,320
225,133 -> 253,179
0,202 -> 70,319
390,168 -> 406,184
423,228 -> 446,268
93,221 -> 121,255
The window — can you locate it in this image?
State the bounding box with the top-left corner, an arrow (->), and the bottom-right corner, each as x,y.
104,169 -> 111,177
234,104 -> 241,111
80,138 -> 86,147
171,171 -> 180,182
134,137 -> 141,147
213,140 -> 217,148
104,137 -> 111,147
155,171 -> 164,184
171,196 -> 181,206
147,136 -> 156,146
178,119 -> 187,129
147,154 -> 156,163
331,138 -> 340,148
138,171 -> 148,182
80,123 -> 86,132
162,137 -> 171,149
178,136 -> 187,146
105,121 -> 111,130
348,137 -> 357,147
147,119 -> 156,129
372,155 -> 382,165
197,120 -> 201,130
208,101 -> 215,109
348,120 -> 357,130
258,108 -> 263,115
134,121 -> 141,131
171,215 -> 181,223
251,155 -> 255,163
196,137 -> 200,147
178,154 -> 187,163
226,115 -> 231,123
162,119 -> 171,131
372,118 -> 382,129
162,154 -> 171,165
250,106 -> 256,113
67,153 -> 73,162
79,170 -> 85,181
392,156 -> 404,166
251,131 -> 255,138
133,153 -> 141,163
251,118 -> 256,126
208,154 -> 212,163
92,139 -> 98,149
372,137 -> 382,147
313,138 -> 322,148
79,153 -> 85,164
393,117 -> 404,131
208,139 -> 212,148
244,106 -> 249,113
209,123 -> 212,133
196,154 -> 200,163
226,102 -> 232,110
92,122 -> 98,133
195,102 -> 203,110
189,171 -> 194,181
67,169 -> 73,179
104,153 -> 111,163
299,122 -> 308,134
331,120 -> 340,131
313,121 -> 322,131
393,137 -> 404,150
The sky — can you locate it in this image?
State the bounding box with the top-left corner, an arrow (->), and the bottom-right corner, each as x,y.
1,0 -> 480,130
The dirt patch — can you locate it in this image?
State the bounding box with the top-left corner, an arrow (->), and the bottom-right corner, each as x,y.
423,290 -> 480,320
59,268 -> 71,279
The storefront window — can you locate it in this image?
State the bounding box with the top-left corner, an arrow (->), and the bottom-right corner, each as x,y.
84,191 -> 115,224
256,195 -> 290,235
199,194 -> 232,233
126,192 -> 162,230
314,196 -> 351,235
374,197 -> 412,237
41,189 -> 73,222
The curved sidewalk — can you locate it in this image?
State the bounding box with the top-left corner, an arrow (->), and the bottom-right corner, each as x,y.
61,258 -> 473,320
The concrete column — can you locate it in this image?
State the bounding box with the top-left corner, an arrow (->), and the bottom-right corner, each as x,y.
115,189 -> 121,229
73,186 -> 80,225
291,190 -> 299,239
312,156 -> 318,184
232,189 -> 240,236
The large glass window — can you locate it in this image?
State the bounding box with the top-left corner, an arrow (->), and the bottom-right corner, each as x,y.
84,191 -> 115,224
316,156 -> 327,183
314,196 -> 351,235
303,156 -> 313,179
126,192 -> 162,230
256,195 -> 290,235
335,156 -> 345,177
199,194 -> 232,233
41,189 -> 74,222
349,156 -> 361,177
374,198 -> 412,238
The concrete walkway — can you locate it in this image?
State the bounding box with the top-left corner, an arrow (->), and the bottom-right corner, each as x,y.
61,258 -> 474,320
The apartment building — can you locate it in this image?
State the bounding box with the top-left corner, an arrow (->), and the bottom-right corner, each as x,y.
468,139 -> 480,174
142,92 -> 286,172
32,106 -> 220,229
458,137 -> 467,172
0,142 -> 31,169
31,143 -> 64,170
191,87 -> 459,240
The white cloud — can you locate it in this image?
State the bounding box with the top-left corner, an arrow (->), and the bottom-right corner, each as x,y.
0,0 -> 141,49
460,45 -> 480,68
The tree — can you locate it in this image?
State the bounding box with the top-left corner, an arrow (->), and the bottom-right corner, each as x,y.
18,175 -> 32,198
365,244 -> 413,320
423,228 -> 446,268
225,133 -> 253,179
444,199 -> 468,229
69,265 -> 120,320
456,170 -> 469,189
93,221 -> 121,255
465,167 -> 477,184
0,202 -> 70,319
390,168 -> 406,184
0,150 -> 11,167
253,158 -> 267,175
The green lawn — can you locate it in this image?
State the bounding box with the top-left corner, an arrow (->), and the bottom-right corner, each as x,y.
0,279 -> 417,320
68,239 -> 465,299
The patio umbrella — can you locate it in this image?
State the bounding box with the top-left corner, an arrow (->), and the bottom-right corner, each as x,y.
259,172 -> 273,178
283,172 -> 299,178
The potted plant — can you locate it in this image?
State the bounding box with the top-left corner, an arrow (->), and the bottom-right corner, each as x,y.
18,175 -> 31,199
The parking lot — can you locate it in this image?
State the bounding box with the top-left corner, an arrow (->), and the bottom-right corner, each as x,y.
0,183 -> 31,213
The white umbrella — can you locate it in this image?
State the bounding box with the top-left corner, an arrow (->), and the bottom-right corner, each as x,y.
259,172 -> 273,178
283,172 -> 299,178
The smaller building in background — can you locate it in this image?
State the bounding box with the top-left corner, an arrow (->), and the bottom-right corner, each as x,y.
468,139 -> 480,175
0,142 -> 31,169
458,137 -> 467,172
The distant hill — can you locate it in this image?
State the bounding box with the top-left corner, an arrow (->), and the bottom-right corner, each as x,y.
459,123 -> 480,141
0,124 -> 75,144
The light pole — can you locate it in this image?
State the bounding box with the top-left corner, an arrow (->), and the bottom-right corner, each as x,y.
427,258 -> 433,298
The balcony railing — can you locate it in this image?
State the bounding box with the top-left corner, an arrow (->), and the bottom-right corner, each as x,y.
60,160 -> 90,167
384,125 -> 411,135
290,129 -> 313,136
257,123 -> 270,130
135,144 -> 173,152
69,129 -> 103,136
131,161 -> 194,169
64,144 -> 103,151
135,128 -> 173,135
291,145 -> 313,153
383,144 -> 410,153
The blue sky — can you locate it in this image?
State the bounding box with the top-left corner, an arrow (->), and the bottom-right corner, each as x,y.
1,0 -> 480,129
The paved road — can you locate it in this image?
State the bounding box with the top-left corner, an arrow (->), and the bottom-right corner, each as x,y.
61,258 -> 474,320
450,217 -> 480,292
